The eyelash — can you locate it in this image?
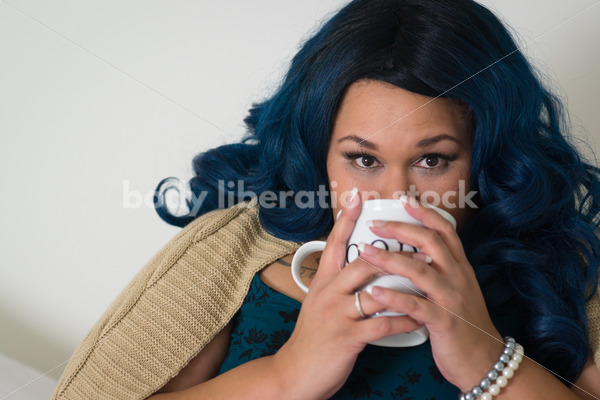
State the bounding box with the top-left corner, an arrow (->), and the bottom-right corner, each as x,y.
342,151 -> 457,170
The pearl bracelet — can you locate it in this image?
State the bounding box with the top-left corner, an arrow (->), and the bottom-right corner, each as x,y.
459,337 -> 524,400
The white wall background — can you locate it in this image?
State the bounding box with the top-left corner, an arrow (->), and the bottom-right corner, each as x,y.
0,0 -> 598,397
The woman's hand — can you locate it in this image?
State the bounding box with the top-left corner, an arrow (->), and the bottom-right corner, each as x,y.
359,197 -> 504,393
273,190 -> 423,400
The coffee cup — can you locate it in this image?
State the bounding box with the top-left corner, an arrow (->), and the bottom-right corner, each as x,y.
291,197 -> 456,347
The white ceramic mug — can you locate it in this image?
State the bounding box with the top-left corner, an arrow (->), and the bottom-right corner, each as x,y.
291,197 -> 456,347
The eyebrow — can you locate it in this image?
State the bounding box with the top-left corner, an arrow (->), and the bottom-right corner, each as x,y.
337,135 -> 378,150
337,133 -> 460,150
415,134 -> 460,148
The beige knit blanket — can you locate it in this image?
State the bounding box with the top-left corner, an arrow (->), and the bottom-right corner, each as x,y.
588,284 -> 600,369
52,198 -> 301,399
52,198 -> 600,399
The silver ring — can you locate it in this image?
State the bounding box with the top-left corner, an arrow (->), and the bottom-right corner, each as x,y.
355,291 -> 367,318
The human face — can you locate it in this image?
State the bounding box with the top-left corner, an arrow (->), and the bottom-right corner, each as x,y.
327,79 -> 474,232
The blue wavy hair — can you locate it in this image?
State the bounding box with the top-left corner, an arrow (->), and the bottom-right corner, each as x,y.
155,0 -> 600,384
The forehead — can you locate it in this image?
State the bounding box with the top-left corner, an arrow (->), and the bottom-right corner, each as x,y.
331,79 -> 471,146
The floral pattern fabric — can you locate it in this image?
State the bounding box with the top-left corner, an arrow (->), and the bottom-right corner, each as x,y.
219,274 -> 520,399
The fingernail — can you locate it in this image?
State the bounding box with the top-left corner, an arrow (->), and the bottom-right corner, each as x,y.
347,187 -> 359,206
371,286 -> 383,297
365,219 -> 385,228
412,252 -> 432,264
358,241 -> 376,255
400,195 -> 418,208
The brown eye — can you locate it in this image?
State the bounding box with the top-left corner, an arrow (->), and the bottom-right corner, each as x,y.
342,151 -> 382,170
425,156 -> 439,167
414,153 -> 455,170
357,156 -> 376,168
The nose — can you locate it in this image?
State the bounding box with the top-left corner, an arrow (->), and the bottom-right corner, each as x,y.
377,168 -> 413,200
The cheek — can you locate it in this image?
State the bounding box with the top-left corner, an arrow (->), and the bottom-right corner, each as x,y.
427,172 -> 473,232
449,207 -> 476,234
326,157 -> 344,217
328,183 -> 356,218
327,162 -> 365,218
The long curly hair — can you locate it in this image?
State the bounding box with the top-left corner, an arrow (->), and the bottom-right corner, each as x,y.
155,0 -> 600,383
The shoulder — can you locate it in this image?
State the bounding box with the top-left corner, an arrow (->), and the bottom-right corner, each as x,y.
183,197 -> 263,240
147,198 -> 301,285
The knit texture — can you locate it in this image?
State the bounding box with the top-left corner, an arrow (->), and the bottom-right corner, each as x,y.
51,198 -> 301,400
588,287 -> 600,368
51,197 -> 600,399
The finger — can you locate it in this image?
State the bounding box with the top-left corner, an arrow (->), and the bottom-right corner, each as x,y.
367,221 -> 457,271
369,286 -> 442,326
311,187 -> 361,286
347,291 -> 388,319
331,257 -> 384,294
357,243 -> 447,296
353,315 -> 424,345
385,250 -> 434,264
402,198 -> 469,263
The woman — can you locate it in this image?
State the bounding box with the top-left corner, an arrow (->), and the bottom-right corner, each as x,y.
52,0 -> 600,399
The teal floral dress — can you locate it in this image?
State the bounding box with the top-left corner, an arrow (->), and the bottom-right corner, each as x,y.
219,274 -> 522,399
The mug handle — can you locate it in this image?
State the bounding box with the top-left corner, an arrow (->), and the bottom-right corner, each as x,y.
291,240 -> 327,293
